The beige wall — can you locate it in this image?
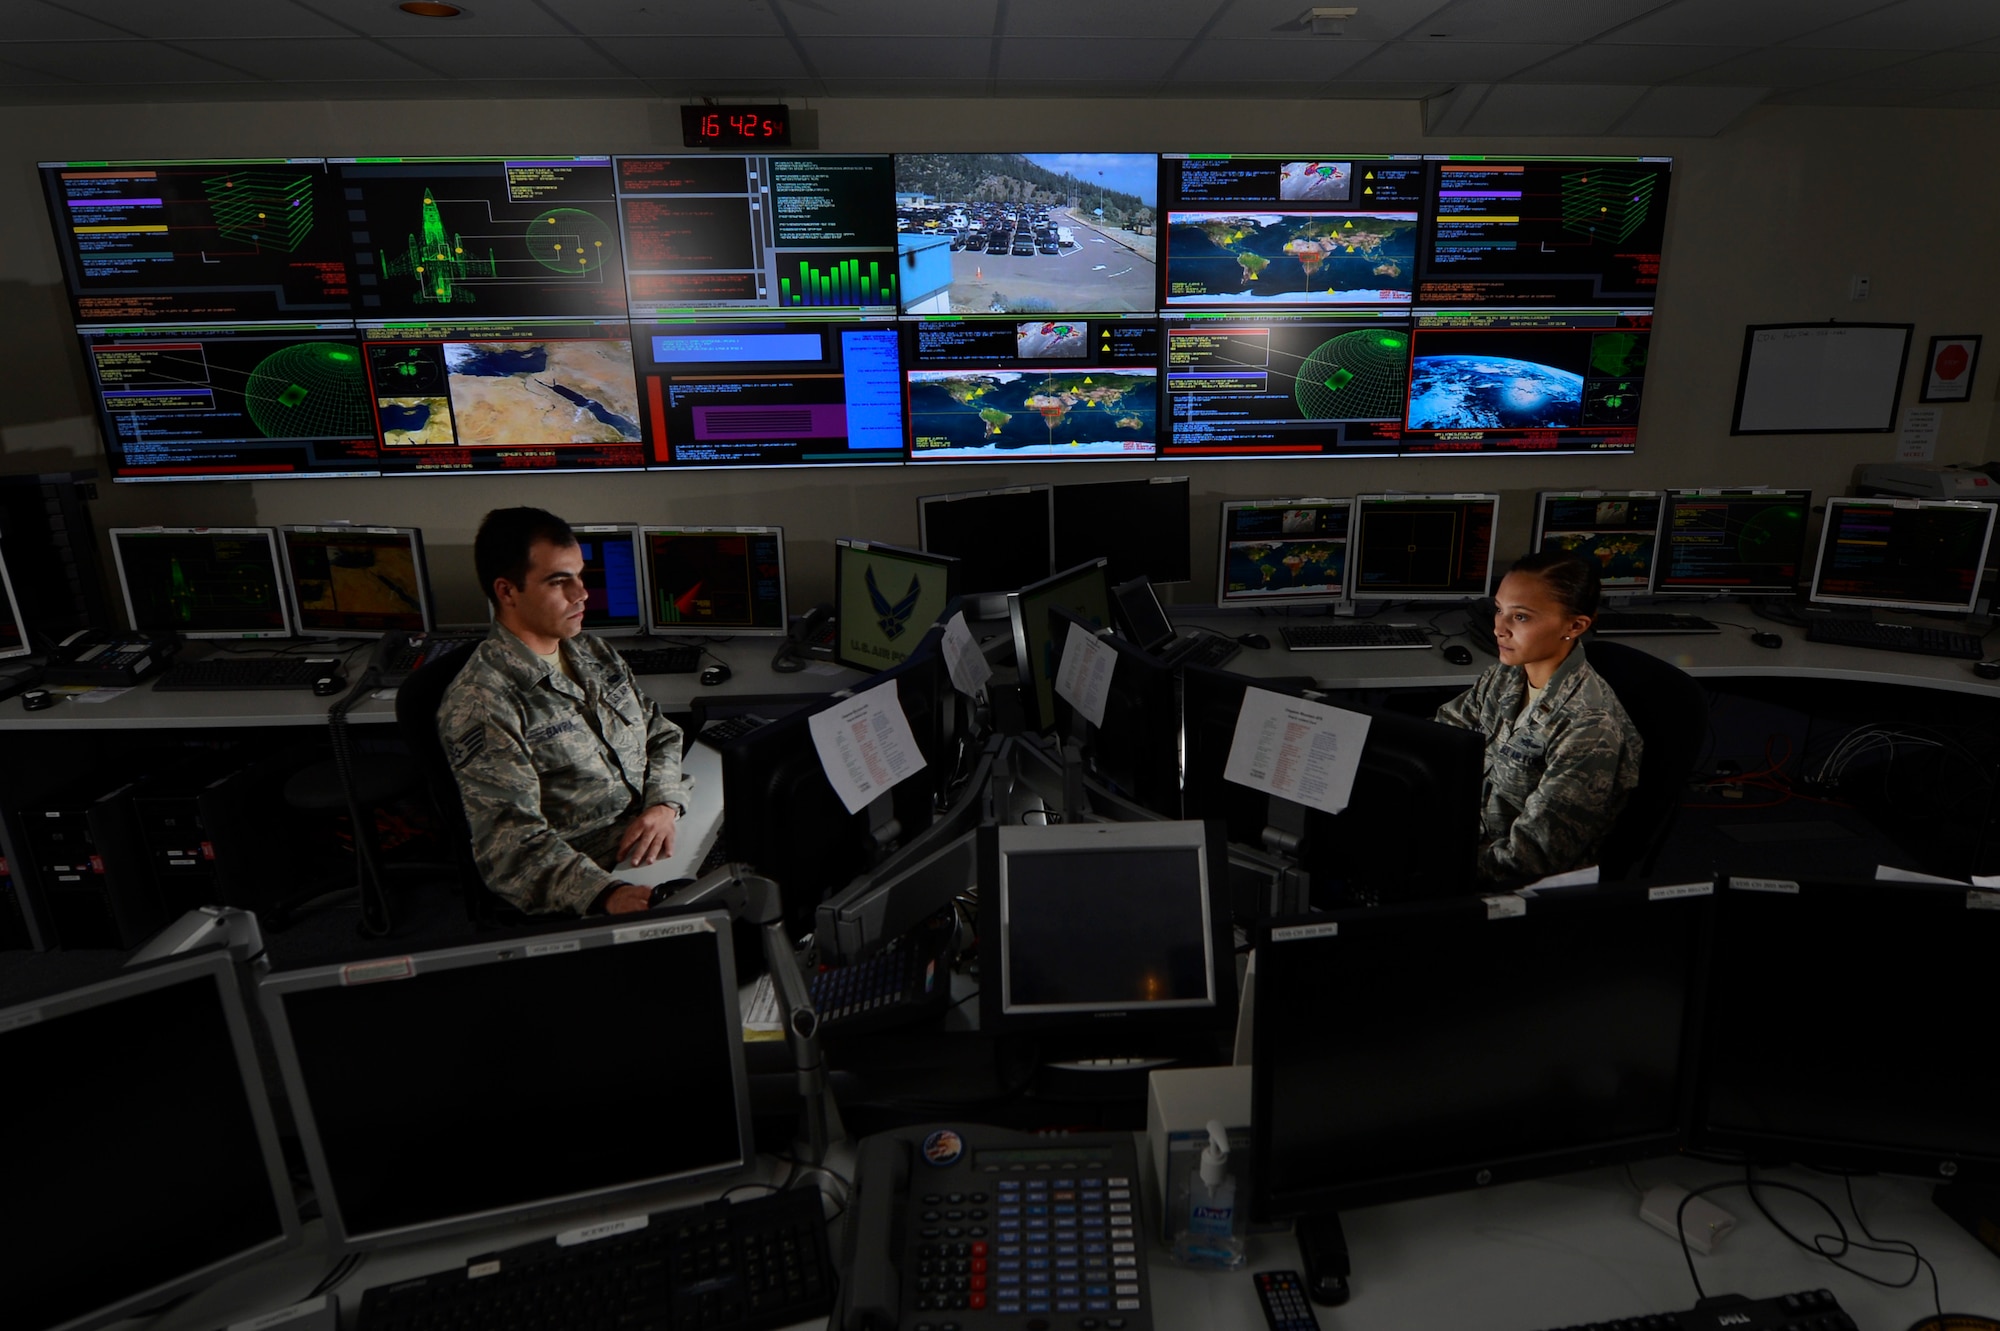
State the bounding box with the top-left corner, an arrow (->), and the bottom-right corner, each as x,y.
3,96 -> 1994,624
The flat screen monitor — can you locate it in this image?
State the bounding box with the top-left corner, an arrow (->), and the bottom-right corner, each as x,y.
640,526 -> 788,636
279,525 -> 432,638
634,319 -> 905,468
614,154 -> 899,316
1008,558 -> 1113,734
2,953 -> 297,1331
258,911 -> 753,1249
1692,877 -> 2000,1183
1050,603 -> 1182,819
0,548 -> 28,661
979,820 -> 1231,1037
1808,497 -> 1996,615
1401,312 -> 1650,456
1053,475 -> 1191,585
111,526 -> 290,639
1533,491 -> 1665,592
891,154 -> 1160,315
918,485 -> 1055,596
1654,488 -> 1811,597
1159,153 -> 1422,310
1160,314 -> 1408,459
833,539 -> 960,674
1350,493 -> 1498,601
0,471 -> 110,641
571,523 -> 646,636
1252,883 -> 1709,1220
1216,498 -> 1351,608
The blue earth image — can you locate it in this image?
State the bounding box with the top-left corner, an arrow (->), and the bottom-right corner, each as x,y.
1406,355 -> 1584,430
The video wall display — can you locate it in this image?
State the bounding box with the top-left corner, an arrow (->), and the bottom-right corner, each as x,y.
41,151 -> 1671,480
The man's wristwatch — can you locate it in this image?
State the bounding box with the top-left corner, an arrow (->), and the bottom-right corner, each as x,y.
661,800 -> 686,818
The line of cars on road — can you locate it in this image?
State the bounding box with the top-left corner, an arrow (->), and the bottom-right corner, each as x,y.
899,202 -> 1077,257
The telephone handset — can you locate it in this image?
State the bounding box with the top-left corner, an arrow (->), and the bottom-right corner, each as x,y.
773,603 -> 836,673
834,1123 -> 1153,1331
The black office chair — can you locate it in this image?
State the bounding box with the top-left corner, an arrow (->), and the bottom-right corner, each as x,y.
1583,638 -> 1710,880
395,645 -> 521,925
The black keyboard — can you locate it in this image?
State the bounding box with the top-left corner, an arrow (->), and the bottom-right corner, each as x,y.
376,632 -> 482,687
810,911 -> 956,1035
1528,1288 -> 1855,1331
152,656 -> 341,692
620,642 -> 704,675
1805,617 -> 1984,659
1161,632 -> 1240,671
355,1187 -> 834,1331
1593,611 -> 1722,635
1282,623 -> 1432,651
696,714 -> 774,750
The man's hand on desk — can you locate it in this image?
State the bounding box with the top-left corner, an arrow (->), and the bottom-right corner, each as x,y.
601,883 -> 655,915
616,803 -> 680,867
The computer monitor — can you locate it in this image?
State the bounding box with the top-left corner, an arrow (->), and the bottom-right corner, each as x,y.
1008,558 -> 1114,734
977,820 -> 1233,1039
110,526 -> 290,639
258,910 -> 753,1250
571,523 -> 646,636
1691,877 -> 2000,1183
1050,603 -> 1183,820
278,525 -> 433,639
1181,664 -> 1482,909
3,953 -> 297,1331
1350,493 -> 1499,601
1216,498 -> 1351,608
1808,496 -> 1997,615
833,539 -> 960,673
0,547 -> 28,661
1654,488 -> 1812,597
1053,475 -> 1192,585
917,485 -> 1055,597
640,525 -> 788,636
1533,491 -> 1664,592
1160,315 -> 1408,460
1251,883 -> 1709,1220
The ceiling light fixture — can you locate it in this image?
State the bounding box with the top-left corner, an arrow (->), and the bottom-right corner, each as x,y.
1310,6 -> 1357,35
398,2 -> 464,16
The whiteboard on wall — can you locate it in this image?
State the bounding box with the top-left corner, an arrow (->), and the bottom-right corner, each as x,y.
1731,323 -> 1913,434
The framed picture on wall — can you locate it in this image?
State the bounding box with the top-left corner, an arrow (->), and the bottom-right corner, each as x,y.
1921,334 -> 1981,403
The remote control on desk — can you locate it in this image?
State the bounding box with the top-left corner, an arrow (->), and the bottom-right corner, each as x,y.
1254,1271 -> 1322,1331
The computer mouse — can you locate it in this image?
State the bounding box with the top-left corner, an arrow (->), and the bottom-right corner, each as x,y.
1237,632 -> 1271,650
312,673 -> 347,696
1442,644 -> 1474,666
1975,658 -> 2000,680
1750,631 -> 1784,650
21,689 -> 54,711
700,663 -> 733,687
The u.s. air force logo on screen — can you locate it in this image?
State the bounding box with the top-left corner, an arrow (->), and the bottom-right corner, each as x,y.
867,565 -> 924,641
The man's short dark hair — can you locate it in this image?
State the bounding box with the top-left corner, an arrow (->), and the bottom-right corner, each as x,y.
474,507 -> 575,605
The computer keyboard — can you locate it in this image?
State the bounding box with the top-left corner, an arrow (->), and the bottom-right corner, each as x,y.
619,642 -> 704,675
1805,617 -> 1985,659
1162,632 -> 1241,670
1592,611 -> 1722,635
810,910 -> 957,1036
1526,1288 -> 1855,1331
1282,623 -> 1432,651
152,656 -> 341,692
354,1187 -> 834,1331
375,632 -> 483,687
696,714 -> 774,750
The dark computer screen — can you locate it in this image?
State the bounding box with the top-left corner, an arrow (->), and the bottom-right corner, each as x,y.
572,524 -> 644,634
1535,491 -> 1664,591
1051,603 -> 1183,819
3,957 -> 293,1331
1694,878 -> 2000,1182
615,154 -> 898,315
892,154 -> 1160,315
1053,475 -> 1191,584
641,526 -> 788,636
1401,312 -> 1649,455
1111,575 -> 1175,650
918,485 -> 1055,595
112,527 -> 290,639
1809,497 -> 1996,614
1009,559 -> 1114,733
263,915 -> 749,1247
1350,494 -> 1498,600
1216,498 -> 1351,607
280,526 -> 430,637
1161,315 -> 1408,459
1253,885 -> 1708,1219
0,549 -> 27,661
1654,488 -> 1811,596
834,539 -> 959,673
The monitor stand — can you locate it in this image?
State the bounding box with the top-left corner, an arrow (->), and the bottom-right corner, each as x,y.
1295,1212 -> 1351,1306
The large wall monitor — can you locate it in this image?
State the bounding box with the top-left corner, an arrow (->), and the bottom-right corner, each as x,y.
1809,496 -> 1996,615
1162,313 -> 1408,458
1533,490 -> 1664,592
1654,488 -> 1812,597
640,525 -> 788,636
1349,493 -> 1499,601
279,525 -> 432,638
111,526 -> 291,639
1216,498 -> 1352,608
1401,311 -> 1650,455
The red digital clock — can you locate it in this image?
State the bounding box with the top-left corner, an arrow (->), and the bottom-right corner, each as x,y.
680,104 -> 791,149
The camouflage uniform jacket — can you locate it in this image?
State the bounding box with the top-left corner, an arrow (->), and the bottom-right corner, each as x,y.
1433,643 -> 1642,886
437,623 -> 692,915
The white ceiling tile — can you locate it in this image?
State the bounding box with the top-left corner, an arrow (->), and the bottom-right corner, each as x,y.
1925,83 -> 2000,107
1003,0 -> 1220,40
1458,82 -> 1648,134
1414,0 -> 1670,45
2,3 -> 133,40
797,37 -> 990,80
785,0 -> 999,38
1524,42 -> 1747,83
995,37 -> 1188,81
1341,40 -> 1569,81
170,38 -> 439,82
376,36 -> 632,78
0,57 -> 70,85
1770,81 -> 1941,106
1607,0 -> 1889,47
1610,83 -> 1768,134
40,0 -> 349,40
1322,79 -> 1456,97
1171,37 -> 1379,81
432,77 -> 653,99
1208,0 -> 1451,40
1872,50 -> 2000,90
0,40 -> 258,82
1787,0 -> 2000,52
547,0 -> 786,37
291,0 -> 572,37
1678,46 -> 1920,86
811,78 -> 993,96
1168,79 -> 1341,97
612,36 -> 808,79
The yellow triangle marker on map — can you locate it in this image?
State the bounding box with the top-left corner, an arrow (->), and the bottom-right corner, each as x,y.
1365,171 -> 1375,179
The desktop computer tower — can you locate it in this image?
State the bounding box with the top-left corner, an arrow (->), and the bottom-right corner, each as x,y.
14,781 -> 167,949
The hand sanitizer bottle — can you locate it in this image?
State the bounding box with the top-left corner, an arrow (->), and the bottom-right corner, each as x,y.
1170,1120 -> 1246,1269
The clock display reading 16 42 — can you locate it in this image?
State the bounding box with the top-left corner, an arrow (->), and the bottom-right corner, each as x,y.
680,105 -> 791,148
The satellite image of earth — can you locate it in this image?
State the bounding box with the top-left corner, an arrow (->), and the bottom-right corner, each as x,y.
1167,211 -> 1417,304
1406,354 -> 1584,430
1542,532 -> 1653,587
908,369 -> 1156,458
1017,320 -> 1087,358
1224,541 -> 1345,599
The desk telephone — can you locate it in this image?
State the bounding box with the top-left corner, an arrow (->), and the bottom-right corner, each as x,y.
836,1123 -> 1153,1331
773,604 -> 836,673
42,629 -> 177,686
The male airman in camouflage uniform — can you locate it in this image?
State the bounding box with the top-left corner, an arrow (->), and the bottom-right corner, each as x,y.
439,508 -> 692,916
